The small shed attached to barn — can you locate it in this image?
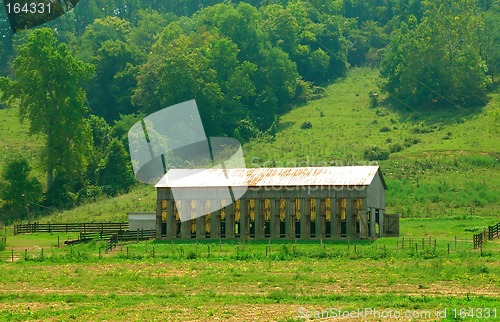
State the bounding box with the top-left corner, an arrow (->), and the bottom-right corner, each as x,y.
154,166 -> 393,240
127,212 -> 156,231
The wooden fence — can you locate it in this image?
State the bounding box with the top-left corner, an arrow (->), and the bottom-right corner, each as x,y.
489,222 -> 500,240
473,221 -> 500,249
396,236 -> 437,250
14,222 -> 128,235
79,229 -> 156,252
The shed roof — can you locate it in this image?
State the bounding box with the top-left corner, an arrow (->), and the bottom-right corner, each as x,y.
155,166 -> 387,189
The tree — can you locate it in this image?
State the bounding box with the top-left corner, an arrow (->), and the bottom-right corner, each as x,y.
1,158 -> 43,221
97,139 -> 136,196
0,28 -> 94,199
88,40 -> 144,122
380,1 -> 492,108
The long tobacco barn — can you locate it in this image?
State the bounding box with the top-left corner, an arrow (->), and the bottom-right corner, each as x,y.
154,166 -> 397,240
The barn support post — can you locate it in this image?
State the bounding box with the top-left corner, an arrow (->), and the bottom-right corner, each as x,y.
315,198 -> 325,239
179,201 -> 191,239
359,198 -> 369,239
166,199 -> 176,239
271,199 -> 280,239
379,209 -> 385,237
155,198 -> 162,240
195,200 -> 206,239
210,203 -> 221,239
240,199 -> 249,240
301,198 -> 310,239
254,198 -> 264,239
226,202 -> 235,239
345,198 -> 353,239
285,198 -> 295,239
370,208 -> 376,239
331,197 -> 341,239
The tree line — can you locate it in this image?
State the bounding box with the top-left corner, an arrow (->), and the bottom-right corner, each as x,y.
0,0 -> 498,223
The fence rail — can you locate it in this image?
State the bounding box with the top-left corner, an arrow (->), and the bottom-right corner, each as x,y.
489,222 -> 500,240
14,222 -> 128,235
79,229 -> 156,252
473,221 -> 500,249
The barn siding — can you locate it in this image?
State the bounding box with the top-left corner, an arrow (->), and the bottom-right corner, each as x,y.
366,171 -> 385,210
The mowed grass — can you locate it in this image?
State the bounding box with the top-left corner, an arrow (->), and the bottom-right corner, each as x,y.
1,217 -> 499,321
0,236 -> 499,321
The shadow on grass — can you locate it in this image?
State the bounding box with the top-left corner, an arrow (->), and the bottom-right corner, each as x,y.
380,96 -> 488,126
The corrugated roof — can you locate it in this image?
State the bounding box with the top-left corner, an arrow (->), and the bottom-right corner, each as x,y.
155,166 -> 385,189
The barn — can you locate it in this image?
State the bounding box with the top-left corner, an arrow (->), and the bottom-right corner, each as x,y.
154,166 -> 397,240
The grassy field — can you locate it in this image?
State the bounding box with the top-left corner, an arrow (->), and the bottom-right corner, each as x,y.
1,216 -> 499,321
0,219 -> 499,321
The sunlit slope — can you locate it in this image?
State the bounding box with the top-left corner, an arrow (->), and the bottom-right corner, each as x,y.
244,67 -> 499,217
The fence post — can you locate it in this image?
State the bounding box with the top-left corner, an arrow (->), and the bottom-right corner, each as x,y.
11,250 -> 14,262
454,236 -> 457,250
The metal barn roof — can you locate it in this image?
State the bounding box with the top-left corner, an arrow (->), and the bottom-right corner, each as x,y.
155,166 -> 386,189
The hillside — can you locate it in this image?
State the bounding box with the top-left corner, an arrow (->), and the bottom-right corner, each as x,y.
244,67 -> 500,217
1,68 -> 498,223
0,107 -> 43,179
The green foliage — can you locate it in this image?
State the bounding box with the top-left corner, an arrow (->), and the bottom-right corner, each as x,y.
0,158 -> 42,221
97,139 -> 136,196
300,121 -> 312,130
131,2 -> 322,136
381,0 -> 492,107
2,28 -> 94,204
363,146 -> 389,161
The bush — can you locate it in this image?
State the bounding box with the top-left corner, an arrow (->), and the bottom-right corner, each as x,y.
390,144 -> 404,153
380,126 -> 391,132
363,146 -> 389,160
300,121 -> 312,129
404,137 -> 420,147
76,185 -> 103,204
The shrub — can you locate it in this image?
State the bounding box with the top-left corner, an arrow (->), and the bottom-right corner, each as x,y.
364,146 -> 390,160
300,121 -> 312,129
404,137 -> 420,147
390,144 -> 404,153
380,126 -> 391,132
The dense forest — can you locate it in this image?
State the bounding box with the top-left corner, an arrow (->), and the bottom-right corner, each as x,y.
0,0 -> 498,223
